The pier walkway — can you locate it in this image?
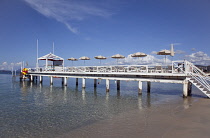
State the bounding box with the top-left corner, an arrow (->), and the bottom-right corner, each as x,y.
26,60 -> 210,98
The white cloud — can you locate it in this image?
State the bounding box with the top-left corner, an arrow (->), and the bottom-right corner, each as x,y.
175,50 -> 185,54
114,51 -> 210,66
2,62 -> 8,65
151,51 -> 157,54
120,54 -> 171,66
185,51 -> 210,65
0,62 -> 24,70
24,0 -> 114,34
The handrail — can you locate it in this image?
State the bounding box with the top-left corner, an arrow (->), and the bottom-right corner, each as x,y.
66,65 -> 149,73
184,61 -> 210,91
28,60 -> 195,74
172,60 -> 210,92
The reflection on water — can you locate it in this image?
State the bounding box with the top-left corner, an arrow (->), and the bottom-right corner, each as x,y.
0,75 -> 203,138
183,97 -> 193,109
138,95 -> 143,110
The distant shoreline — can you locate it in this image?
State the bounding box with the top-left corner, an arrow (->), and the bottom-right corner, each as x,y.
0,70 -> 12,74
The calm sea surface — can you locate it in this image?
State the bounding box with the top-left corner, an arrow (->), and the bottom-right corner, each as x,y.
0,74 -> 203,138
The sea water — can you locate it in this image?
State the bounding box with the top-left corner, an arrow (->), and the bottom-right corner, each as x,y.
0,74 -> 203,138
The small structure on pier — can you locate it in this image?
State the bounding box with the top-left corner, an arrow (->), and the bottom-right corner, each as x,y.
37,53 -> 64,71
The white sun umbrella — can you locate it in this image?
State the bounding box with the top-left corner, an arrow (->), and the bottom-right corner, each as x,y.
79,56 -> 90,65
94,55 -> 107,65
131,52 -> 147,57
131,52 -> 147,63
67,57 -> 78,66
111,54 -> 125,65
157,49 -> 171,65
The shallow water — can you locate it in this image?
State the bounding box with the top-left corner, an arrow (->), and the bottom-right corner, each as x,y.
0,74 -> 204,138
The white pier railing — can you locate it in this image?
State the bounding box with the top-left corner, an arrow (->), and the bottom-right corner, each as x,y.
28,60 -> 196,74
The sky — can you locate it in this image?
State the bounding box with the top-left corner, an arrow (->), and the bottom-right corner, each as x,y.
1,0 -> 210,70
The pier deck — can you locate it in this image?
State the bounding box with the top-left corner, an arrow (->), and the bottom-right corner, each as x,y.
25,60 -> 210,98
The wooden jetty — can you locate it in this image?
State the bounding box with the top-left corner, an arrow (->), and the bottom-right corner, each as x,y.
24,59 -> 210,98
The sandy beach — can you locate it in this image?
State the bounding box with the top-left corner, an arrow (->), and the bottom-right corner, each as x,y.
59,97 -> 210,138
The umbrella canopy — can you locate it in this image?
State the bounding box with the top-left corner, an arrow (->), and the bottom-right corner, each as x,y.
111,54 -> 125,65
157,49 -> 171,55
131,52 -> 147,57
67,57 -> 78,61
67,57 -> 78,66
94,55 -> 107,65
131,52 -> 147,64
79,56 -> 90,65
94,55 -> 107,59
157,49 -> 171,65
79,56 -> 90,60
111,54 -> 125,59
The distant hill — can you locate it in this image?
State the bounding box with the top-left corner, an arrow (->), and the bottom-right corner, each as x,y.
0,69 -> 21,74
0,70 -> 12,74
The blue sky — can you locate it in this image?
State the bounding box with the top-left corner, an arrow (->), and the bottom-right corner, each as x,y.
1,0 -> 210,70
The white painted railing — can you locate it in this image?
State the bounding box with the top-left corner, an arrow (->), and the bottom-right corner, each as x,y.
66,65 -> 149,73
185,61 -> 210,90
28,60 -> 209,75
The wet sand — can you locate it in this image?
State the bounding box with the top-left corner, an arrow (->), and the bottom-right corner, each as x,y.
59,97 -> 210,138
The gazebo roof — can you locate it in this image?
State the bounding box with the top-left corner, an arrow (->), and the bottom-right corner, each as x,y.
38,53 -> 64,61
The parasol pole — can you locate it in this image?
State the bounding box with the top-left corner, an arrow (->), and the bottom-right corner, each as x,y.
36,39 -> 39,70
53,42 -> 54,54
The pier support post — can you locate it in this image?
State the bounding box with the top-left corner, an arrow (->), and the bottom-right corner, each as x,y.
138,81 -> 142,95
82,78 -> 86,88
39,76 -> 43,83
188,82 -> 192,96
94,79 -> 97,88
50,76 -> 53,85
183,79 -> 188,98
30,75 -> 33,82
62,78 -> 64,85
147,81 -> 151,93
117,80 -> 120,90
76,78 -> 78,86
106,79 -> 110,92
63,77 -> 67,86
